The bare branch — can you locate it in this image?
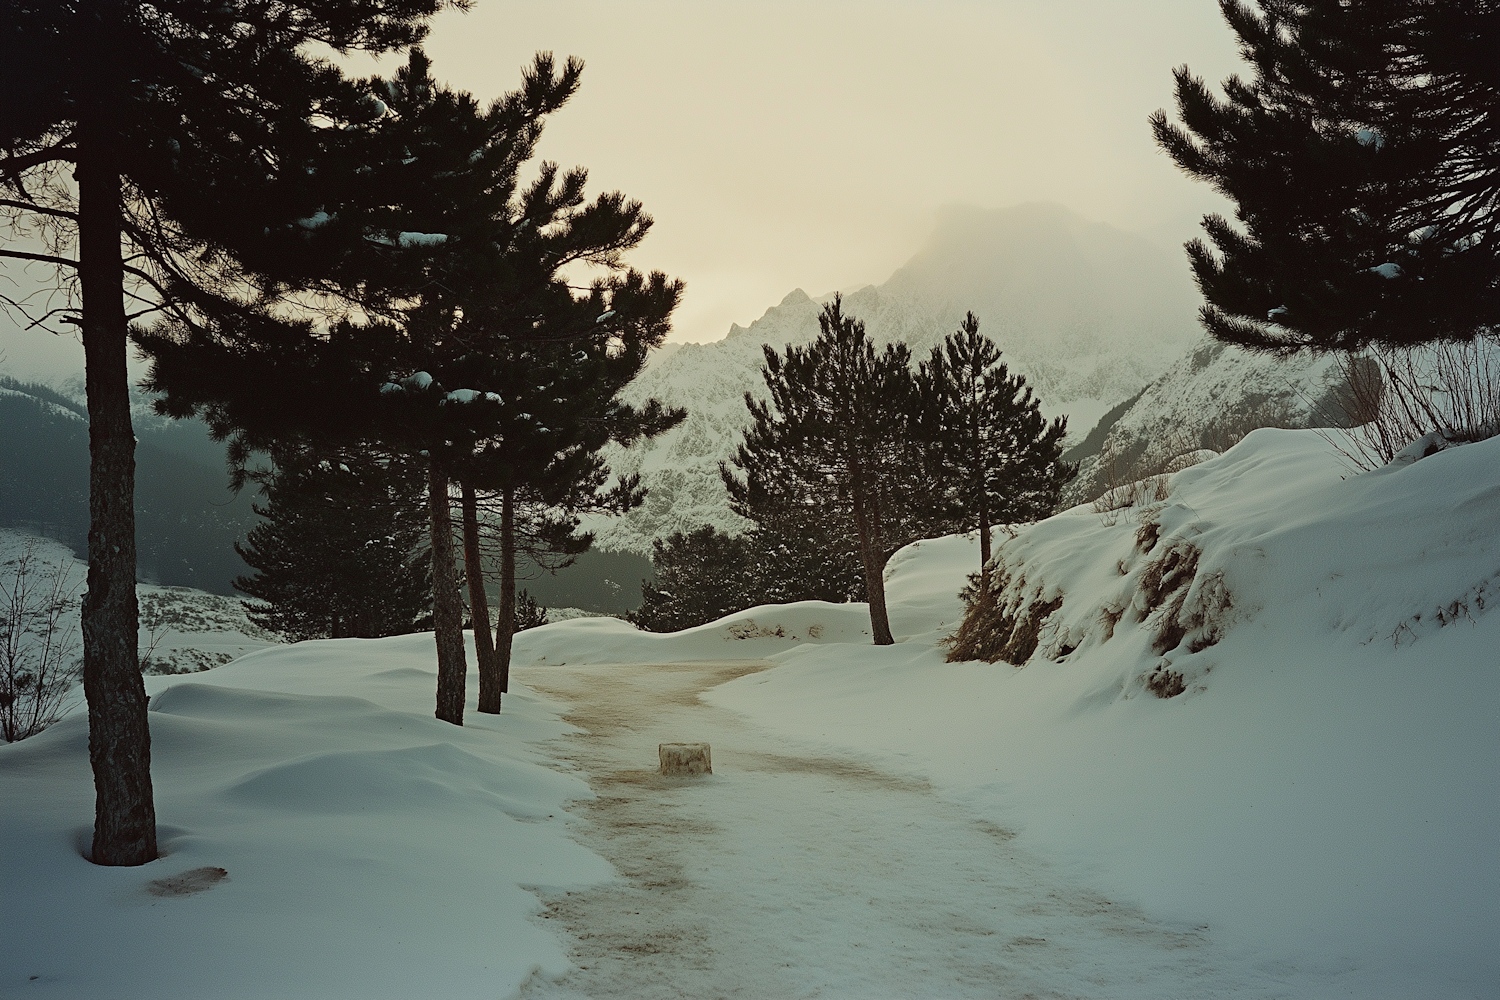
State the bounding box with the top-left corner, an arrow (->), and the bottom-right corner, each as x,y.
0,249 -> 77,270
0,146 -> 78,179
0,199 -> 77,221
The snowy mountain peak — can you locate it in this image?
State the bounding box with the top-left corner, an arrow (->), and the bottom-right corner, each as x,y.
593,203 -> 1205,554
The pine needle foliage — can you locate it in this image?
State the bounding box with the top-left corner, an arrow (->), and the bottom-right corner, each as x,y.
1152,0 -> 1500,354
234,451 -> 431,642
629,526 -> 758,633
922,313 -> 1074,584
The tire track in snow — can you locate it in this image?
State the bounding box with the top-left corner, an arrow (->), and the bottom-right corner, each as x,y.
516,659 -> 1238,999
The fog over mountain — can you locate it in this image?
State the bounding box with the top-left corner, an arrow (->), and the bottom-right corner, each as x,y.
591,202 -> 1204,554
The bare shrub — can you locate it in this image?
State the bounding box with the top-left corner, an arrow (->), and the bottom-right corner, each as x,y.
945,569 -> 1063,667
1145,665 -> 1187,699
0,541 -> 82,742
1326,338 -> 1500,470
1134,540 -> 1232,656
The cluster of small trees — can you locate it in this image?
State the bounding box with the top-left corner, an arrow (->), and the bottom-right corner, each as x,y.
632,300 -> 1075,643
2,2 -> 676,865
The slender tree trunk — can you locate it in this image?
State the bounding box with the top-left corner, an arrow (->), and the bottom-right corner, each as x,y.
464,483 -> 501,713
427,462 -> 466,725
848,457 -> 895,645
79,0 -> 157,866
495,485 -> 516,694
978,493 -> 992,594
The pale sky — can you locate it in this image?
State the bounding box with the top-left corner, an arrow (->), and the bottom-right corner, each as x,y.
405,0 -> 1243,343
1,1 -> 1244,382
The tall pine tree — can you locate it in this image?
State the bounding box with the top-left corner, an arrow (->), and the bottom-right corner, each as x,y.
139,52 -> 682,725
722,297 -> 941,645
0,0 -> 447,866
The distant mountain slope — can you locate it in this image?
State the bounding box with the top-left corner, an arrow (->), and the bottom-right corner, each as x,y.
1060,335 -> 1353,505
0,376 -> 257,594
592,203 -> 1203,553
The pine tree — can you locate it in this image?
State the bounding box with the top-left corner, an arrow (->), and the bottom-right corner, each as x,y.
512,589 -> 548,632
721,296 -> 942,645
0,0 -> 445,866
1150,1 -> 1500,354
629,526 -> 758,632
922,313 -> 1073,588
234,451 -> 430,642
448,285 -> 684,712
138,52 -> 682,724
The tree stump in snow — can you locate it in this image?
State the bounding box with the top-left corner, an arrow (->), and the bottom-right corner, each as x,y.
659,742 -> 712,775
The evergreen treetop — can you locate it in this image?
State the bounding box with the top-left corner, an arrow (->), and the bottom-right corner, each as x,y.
1152,0 -> 1500,354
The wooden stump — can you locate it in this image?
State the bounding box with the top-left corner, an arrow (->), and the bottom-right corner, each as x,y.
659,742 -> 712,775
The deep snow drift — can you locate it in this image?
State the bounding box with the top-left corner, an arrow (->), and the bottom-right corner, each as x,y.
0,637 -> 612,999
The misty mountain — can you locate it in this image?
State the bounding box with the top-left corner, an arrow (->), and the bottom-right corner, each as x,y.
591,202 -> 1204,554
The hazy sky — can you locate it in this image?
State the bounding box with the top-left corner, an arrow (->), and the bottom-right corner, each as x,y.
1,1 -> 1246,382
401,0 -> 1244,343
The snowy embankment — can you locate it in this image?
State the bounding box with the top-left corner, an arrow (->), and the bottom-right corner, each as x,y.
0,636 -> 612,999
535,428 -> 1500,995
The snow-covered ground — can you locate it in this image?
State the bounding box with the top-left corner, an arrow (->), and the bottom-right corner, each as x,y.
699,429 -> 1500,996
1,636 -> 612,999
3,428 -> 1495,997
522,428 -> 1500,996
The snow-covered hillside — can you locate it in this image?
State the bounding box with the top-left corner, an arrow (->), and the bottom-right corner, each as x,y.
1063,334 -> 1350,501
593,203 -> 1202,553
0,530 -> 278,676
706,429 -> 1500,995
544,427 -> 1499,994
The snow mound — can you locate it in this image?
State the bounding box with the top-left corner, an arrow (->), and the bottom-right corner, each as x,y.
0,633 -> 612,999
514,533 -> 980,666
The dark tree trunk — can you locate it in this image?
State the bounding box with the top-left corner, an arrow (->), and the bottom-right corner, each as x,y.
464,482 -> 501,713
978,494 -> 992,594
79,0 -> 157,867
848,457 -> 895,645
427,462 -> 466,725
495,485 -> 516,694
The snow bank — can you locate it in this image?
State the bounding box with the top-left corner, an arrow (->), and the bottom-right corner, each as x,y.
704,429 -> 1500,996
0,634 -> 612,999
512,533 -> 979,666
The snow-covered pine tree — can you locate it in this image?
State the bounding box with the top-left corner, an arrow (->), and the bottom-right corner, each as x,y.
1150,0 -> 1500,354
629,526 -> 758,632
922,313 -> 1073,589
1,0 -> 447,866
234,451 -> 431,642
721,296 -> 942,645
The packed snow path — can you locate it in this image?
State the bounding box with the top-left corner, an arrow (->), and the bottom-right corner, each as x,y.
516,658 -> 1246,999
